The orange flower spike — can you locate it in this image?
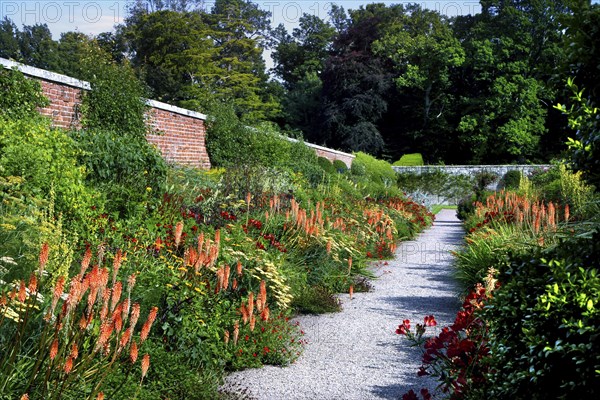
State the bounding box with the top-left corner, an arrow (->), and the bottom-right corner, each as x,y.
261,306 -> 270,321
97,393 -> 105,400
20,394 -> 29,400
39,243 -> 49,275
564,204 -> 570,222
140,306 -> 158,343
127,273 -> 137,293
119,327 -> 133,351
224,330 -> 230,344
64,357 -> 74,374
326,240 -> 332,254
49,338 -> 59,360
79,246 -> 92,278
249,315 -> 256,332
233,321 -> 240,345
69,343 -> 79,360
110,282 -> 122,312
259,280 -> 267,304
348,257 -> 353,274
214,229 -> 221,246
248,292 -> 254,317
18,280 -> 26,303
141,354 -> 150,379
240,303 -> 249,324
223,264 -> 230,290
130,302 -> 141,329
174,221 -> 184,247
349,285 -> 354,300
130,340 -> 138,364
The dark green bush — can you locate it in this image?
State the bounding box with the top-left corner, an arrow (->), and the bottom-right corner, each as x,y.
0,68 -> 49,120
317,157 -> 335,174
81,60 -> 149,139
501,169 -> 522,190
332,159 -> 348,173
480,224 -> 600,399
70,128 -> 167,218
350,152 -> 400,198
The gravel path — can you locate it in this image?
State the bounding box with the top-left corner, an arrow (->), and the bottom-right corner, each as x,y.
223,209 -> 463,400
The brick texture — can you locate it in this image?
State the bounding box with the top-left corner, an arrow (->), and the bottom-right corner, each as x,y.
34,77 -> 211,169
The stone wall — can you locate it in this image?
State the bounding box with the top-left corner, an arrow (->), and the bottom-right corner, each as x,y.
393,164 -> 551,190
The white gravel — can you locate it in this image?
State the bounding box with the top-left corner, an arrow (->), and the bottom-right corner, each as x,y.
223,209 -> 463,400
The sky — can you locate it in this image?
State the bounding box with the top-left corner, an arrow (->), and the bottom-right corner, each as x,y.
0,1 -> 484,39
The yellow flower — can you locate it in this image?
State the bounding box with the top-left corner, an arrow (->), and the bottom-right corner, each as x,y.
146,187 -> 152,192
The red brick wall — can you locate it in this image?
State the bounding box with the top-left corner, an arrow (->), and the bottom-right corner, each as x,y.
33,77 -> 211,169
38,79 -> 83,130
146,108 -> 211,169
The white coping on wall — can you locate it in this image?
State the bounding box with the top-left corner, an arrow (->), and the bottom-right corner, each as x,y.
286,137 -> 355,159
393,165 -> 552,174
1,57 -> 91,90
1,57 -> 207,121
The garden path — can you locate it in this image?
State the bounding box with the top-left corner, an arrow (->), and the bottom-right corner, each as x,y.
223,209 -> 463,399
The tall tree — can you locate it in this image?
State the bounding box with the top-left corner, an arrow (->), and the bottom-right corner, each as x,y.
271,13 -> 336,87
451,0 -> 572,163
17,24 -> 59,70
0,17 -> 20,60
373,5 -> 465,160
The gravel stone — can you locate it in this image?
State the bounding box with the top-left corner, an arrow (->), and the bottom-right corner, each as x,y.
223,209 -> 463,399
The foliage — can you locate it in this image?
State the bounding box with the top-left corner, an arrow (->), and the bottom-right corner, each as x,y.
477,218 -> 600,399
397,171 -> 473,205
500,170 -> 522,190
332,160 -> 348,174
317,157 -> 335,174
555,78 -> 600,189
397,285 -> 494,399
350,152 -> 399,198
70,129 -> 167,218
0,68 -> 49,120
81,59 -> 149,139
0,118 -> 95,223
393,153 -> 424,166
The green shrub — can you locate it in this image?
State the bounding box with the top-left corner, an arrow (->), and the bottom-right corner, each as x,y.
0,118 -> 95,222
206,103 -> 292,169
393,153 -> 424,166
80,60 -> 148,139
500,169 -> 522,190
317,157 -> 335,174
0,68 -> 49,120
480,223 -> 600,399
332,159 -> 348,173
70,128 -> 167,218
350,152 -> 399,198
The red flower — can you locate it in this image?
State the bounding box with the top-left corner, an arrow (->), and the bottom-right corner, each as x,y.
424,315 -> 437,327
396,319 -> 411,335
402,390 -> 418,400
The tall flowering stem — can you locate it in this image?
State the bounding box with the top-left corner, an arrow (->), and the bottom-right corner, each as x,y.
0,244 -> 158,400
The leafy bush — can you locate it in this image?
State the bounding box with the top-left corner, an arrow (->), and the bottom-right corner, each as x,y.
332,159 -> 348,174
555,78 -> 599,189
0,68 -> 49,120
479,222 -> 600,399
70,128 -> 167,218
0,118 -> 95,222
393,153 -> 424,166
500,169 -> 522,190
317,157 -> 335,174
206,104 -> 292,169
350,152 -> 399,198
80,60 -> 148,139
